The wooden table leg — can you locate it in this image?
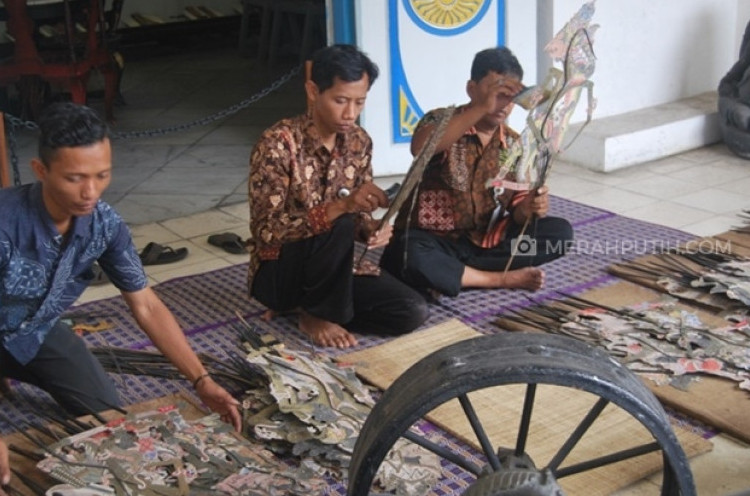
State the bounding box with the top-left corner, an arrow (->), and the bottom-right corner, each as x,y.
0,113 -> 11,188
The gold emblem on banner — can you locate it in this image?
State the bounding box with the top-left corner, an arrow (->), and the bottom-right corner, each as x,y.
410,0 -> 484,28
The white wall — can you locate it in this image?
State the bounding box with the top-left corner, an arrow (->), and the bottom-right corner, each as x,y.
356,0 -> 746,176
548,0 -> 737,121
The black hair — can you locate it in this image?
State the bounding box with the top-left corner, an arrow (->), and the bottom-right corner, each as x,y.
37,102 -> 108,166
470,46 -> 523,82
310,44 -> 379,93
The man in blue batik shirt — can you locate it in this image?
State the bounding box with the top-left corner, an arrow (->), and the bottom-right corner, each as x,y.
0,102 -> 240,431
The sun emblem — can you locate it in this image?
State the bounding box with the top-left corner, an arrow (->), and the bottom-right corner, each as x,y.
406,0 -> 488,32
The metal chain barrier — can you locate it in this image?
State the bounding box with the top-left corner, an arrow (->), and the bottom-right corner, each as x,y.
2,63 -> 302,185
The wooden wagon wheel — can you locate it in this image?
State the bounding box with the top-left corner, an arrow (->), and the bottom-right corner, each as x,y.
348,333 -> 696,495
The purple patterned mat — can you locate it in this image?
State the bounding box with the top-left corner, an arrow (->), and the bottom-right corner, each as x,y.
0,196 -> 702,493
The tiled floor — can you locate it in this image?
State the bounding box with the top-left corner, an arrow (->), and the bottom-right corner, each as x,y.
6,41 -> 750,494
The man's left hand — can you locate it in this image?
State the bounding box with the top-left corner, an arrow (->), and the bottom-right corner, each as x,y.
195,377 -> 242,431
367,222 -> 393,248
531,186 -> 550,217
514,186 -> 549,223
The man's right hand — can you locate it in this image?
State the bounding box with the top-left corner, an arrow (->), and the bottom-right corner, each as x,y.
474,73 -> 524,115
327,182 -> 388,221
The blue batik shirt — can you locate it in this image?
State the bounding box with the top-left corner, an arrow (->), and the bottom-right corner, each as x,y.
0,182 -> 148,365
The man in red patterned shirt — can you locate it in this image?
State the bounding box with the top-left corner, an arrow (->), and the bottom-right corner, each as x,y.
382,47 -> 573,297
248,45 -> 428,348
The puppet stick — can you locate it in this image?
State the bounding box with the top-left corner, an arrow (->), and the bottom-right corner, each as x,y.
502,209 -> 533,275
354,107 -> 455,269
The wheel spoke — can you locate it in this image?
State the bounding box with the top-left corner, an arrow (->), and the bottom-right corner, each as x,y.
515,383 -> 537,456
547,397 -> 609,472
458,393 -> 502,471
400,429 -> 484,476
555,442 -> 662,478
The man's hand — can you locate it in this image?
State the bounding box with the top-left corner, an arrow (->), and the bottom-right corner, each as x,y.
342,182 -> 388,214
327,182 -> 389,222
194,376 -> 242,432
474,73 -> 524,115
0,438 -> 10,493
515,186 -> 550,222
366,222 -> 393,249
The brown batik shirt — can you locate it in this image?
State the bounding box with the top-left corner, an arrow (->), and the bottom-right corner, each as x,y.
393,105 -> 527,247
248,113 -> 375,285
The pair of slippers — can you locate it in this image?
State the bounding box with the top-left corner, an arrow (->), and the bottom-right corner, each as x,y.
139,242 -> 189,266
208,232 -> 248,255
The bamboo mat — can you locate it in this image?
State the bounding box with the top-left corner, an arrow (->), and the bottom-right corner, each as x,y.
339,319 -> 712,496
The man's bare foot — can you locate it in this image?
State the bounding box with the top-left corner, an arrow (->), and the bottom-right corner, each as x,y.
261,309 -> 277,321
0,377 -> 13,398
299,311 -> 358,348
500,267 -> 544,291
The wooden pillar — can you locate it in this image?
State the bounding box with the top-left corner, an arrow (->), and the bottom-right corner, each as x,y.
0,113 -> 11,188
305,59 -> 313,111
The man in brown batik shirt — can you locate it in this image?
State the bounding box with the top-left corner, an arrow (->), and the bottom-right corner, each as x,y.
248,44 -> 428,349
381,47 -> 573,297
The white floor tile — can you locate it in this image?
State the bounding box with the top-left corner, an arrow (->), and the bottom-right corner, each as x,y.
552,160 -> 660,187
217,201 -> 251,222
715,175 -> 750,195
640,155 -> 698,175
148,258 -> 235,283
680,215 -> 741,237
568,187 -> 658,213
665,162 -> 750,187
670,188 -> 749,215
618,174 -> 704,200
620,201 -> 716,230
159,209 -> 249,238
547,173 -> 603,200
75,283 -> 121,305
129,222 -> 185,249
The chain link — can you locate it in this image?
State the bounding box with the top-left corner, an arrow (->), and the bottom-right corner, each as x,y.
4,116 -> 23,186
112,63 -> 302,140
2,63 -> 302,184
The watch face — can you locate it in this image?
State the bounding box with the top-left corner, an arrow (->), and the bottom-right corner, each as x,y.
404,0 -> 491,34
493,186 -> 505,201
337,187 -> 351,198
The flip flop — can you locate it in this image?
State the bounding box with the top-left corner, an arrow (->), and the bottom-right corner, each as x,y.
90,262 -> 110,286
139,242 -> 189,265
207,232 -> 247,255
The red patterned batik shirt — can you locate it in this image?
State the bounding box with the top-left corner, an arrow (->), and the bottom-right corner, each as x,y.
394,106 -> 525,247
248,113 -> 375,285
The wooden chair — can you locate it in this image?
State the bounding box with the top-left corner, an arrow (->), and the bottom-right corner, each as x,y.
0,113 -> 10,188
0,0 -> 123,121
240,0 -> 324,65
268,0 -> 325,66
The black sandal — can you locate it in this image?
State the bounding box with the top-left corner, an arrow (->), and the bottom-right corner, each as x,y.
139,242 -> 189,266
207,232 -> 247,254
